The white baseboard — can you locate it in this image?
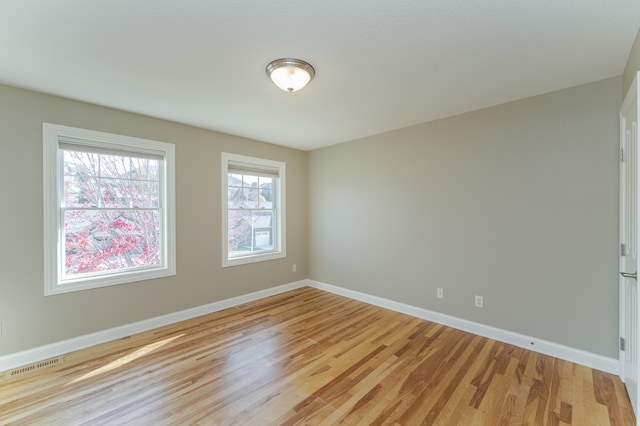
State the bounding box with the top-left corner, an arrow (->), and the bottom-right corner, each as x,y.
1,279 -> 619,376
0,280 -> 307,373
306,279 -> 620,375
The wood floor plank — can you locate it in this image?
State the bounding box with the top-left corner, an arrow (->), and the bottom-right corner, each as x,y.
0,287 -> 634,425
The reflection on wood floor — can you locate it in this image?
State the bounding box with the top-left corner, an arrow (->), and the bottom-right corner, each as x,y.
0,287 -> 634,425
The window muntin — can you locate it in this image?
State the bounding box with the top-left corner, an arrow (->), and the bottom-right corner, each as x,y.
222,153 -> 285,266
44,123 -> 176,295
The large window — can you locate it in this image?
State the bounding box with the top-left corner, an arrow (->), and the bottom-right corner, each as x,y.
222,153 -> 285,266
43,123 -> 176,295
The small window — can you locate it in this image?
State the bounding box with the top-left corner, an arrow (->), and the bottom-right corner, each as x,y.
43,123 -> 176,295
222,153 -> 286,267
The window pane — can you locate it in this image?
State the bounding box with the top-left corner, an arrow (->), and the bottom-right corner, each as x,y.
64,209 -> 161,276
100,177 -> 131,208
228,187 -> 243,208
132,181 -> 159,208
244,186 -> 259,208
259,179 -> 273,208
130,158 -> 160,181
229,173 -> 243,188
228,210 -> 274,258
259,189 -> 273,208
100,154 -> 131,178
259,176 -> 273,187
252,212 -> 274,250
64,150 -> 99,177
228,210 -> 252,257
242,174 -> 258,186
64,175 -> 99,207
228,181 -> 264,208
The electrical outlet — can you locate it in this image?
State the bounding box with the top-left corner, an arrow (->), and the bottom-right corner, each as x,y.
437,288 -> 444,299
475,295 -> 484,308
292,264 -> 297,272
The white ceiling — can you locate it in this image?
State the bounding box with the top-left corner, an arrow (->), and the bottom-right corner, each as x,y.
1,1 -> 639,151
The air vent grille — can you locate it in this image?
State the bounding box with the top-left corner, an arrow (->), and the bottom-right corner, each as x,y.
6,357 -> 62,378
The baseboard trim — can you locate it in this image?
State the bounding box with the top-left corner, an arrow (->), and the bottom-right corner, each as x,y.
306,279 -> 620,375
0,280 -> 307,373
1,279 -> 619,375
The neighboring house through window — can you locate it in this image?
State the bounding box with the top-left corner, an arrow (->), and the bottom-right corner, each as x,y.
43,123 -> 176,295
222,153 -> 286,266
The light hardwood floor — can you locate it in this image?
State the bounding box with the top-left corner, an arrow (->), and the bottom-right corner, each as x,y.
0,287 -> 635,425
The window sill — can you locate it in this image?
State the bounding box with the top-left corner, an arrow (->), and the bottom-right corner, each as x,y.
45,267 -> 176,296
222,251 -> 285,268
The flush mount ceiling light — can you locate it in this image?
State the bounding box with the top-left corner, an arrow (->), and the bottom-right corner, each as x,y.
266,58 -> 315,93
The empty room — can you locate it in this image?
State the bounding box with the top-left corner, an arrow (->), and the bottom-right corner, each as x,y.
2,1 -> 640,425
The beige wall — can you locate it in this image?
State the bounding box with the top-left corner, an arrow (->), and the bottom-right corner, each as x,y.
624,27 -> 640,94
0,84 -> 307,355
308,76 -> 621,358
0,73 -> 625,359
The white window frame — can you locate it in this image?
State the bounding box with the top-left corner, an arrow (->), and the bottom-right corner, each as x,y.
43,123 -> 176,295
222,152 -> 286,267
